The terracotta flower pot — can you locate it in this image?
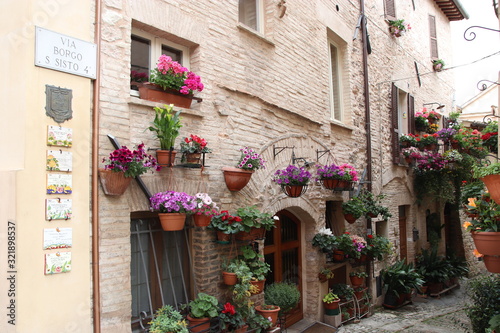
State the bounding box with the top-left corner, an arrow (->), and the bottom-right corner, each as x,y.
235,325 -> 249,333
471,231 -> 500,256
321,178 -> 339,190
158,213 -> 186,231
481,175 -> 500,205
184,152 -> 201,164
344,213 -> 357,224
156,150 -> 177,167
483,255 -> 500,273
98,169 -> 132,196
138,83 -> 194,108
250,279 -> 266,294
255,305 -> 280,328
222,167 -> 254,192
350,275 -> 364,287
187,315 -> 210,333
332,250 -> 345,262
193,214 -> 211,227
236,227 -> 266,241
216,231 -> 231,244
282,185 -> 306,197
222,271 -> 238,285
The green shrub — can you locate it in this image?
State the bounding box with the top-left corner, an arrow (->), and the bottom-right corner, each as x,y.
264,281 -> 300,315
466,274 -> 500,333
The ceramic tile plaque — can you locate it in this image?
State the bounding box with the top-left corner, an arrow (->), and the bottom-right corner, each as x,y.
46,150 -> 72,172
45,198 -> 72,220
46,174 -> 72,194
44,252 -> 72,275
43,228 -> 72,250
47,125 -> 73,147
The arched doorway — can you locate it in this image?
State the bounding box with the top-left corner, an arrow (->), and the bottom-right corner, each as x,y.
263,210 -> 303,326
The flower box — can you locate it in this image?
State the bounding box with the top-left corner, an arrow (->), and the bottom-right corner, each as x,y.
139,83 -> 194,108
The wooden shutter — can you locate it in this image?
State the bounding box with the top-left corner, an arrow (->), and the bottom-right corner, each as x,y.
391,83 -> 400,164
384,0 -> 396,20
429,15 -> 438,59
408,95 -> 415,134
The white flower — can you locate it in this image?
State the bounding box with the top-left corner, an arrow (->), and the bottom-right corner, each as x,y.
273,216 -> 279,220
318,227 -> 333,236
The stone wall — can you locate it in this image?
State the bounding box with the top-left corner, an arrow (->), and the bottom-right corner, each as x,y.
96,0 -> 460,331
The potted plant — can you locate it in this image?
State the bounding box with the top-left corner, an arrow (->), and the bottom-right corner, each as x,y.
208,210 -> 243,244
331,283 -> 354,301
148,305 -> 188,333
388,19 -> 411,37
264,281 -> 301,315
359,190 -> 392,221
192,193 -> 218,227
465,275 -> 500,333
99,143 -> 160,196
382,260 -> 424,307
235,205 -> 278,240
186,293 -> 219,333
432,59 -> 445,72
312,227 -> 337,253
254,304 -> 281,329
399,133 -> 418,148
148,104 -> 182,166
218,302 -> 246,333
318,267 -> 335,282
473,162 -> 500,205
179,134 -> 211,164
316,163 -> 359,190
130,70 -> 148,90
245,308 -> 273,332
221,258 -> 250,286
415,111 -> 430,132
365,234 -> 392,260
333,232 -> 355,260
149,191 -> 196,231
222,147 -> 266,192
341,196 -> 366,223
238,245 -> 271,294
139,54 -> 204,108
401,147 -> 421,165
349,271 -> 368,287
462,193 -> 500,273
272,164 -> 312,197
322,290 -> 341,315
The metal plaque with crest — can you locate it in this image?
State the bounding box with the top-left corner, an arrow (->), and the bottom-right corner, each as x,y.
45,85 -> 73,124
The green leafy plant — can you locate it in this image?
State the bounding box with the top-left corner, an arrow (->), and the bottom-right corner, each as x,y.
312,228 -> 337,252
322,290 -> 340,304
341,196 -> 366,220
463,193 -> 500,232
149,305 -> 188,333
388,19 -> 411,36
358,190 -> 392,221
264,282 -> 301,315
365,234 -> 392,260
319,268 -> 335,280
473,162 -> 500,179
239,246 -> 271,281
188,293 -> 219,319
381,260 -> 424,297
236,205 -> 277,232
466,274 -> 500,333
432,59 -> 445,71
334,233 -> 355,255
148,104 -> 182,150
219,302 -> 245,332
331,283 -> 354,300
416,248 -> 450,284
208,210 -> 243,234
246,308 -> 273,332
349,271 -> 368,278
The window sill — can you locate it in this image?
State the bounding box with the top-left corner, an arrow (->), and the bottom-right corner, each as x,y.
128,94 -> 204,118
329,119 -> 355,132
237,23 -> 275,46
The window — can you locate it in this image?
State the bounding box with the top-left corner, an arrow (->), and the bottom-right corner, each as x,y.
384,0 -> 396,20
329,42 -> 343,121
428,15 -> 438,59
130,28 -> 189,88
130,217 -> 191,332
325,201 -> 344,236
391,83 -> 415,164
239,0 -> 263,32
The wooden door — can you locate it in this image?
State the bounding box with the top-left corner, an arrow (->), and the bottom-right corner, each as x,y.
264,210 -> 303,326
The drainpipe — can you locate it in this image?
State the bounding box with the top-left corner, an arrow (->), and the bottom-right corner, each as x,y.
92,0 -> 102,332
360,0 -> 373,197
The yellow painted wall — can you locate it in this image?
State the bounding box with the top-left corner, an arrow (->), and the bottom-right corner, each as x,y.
0,1 -> 93,332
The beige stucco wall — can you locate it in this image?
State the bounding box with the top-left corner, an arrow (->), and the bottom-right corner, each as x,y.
0,1 -> 93,332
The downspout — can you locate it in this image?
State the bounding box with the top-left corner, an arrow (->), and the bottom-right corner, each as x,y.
92,0 -> 102,332
360,0 -> 373,197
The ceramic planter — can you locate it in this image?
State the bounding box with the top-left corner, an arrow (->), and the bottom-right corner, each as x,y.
156,150 -> 177,167
187,315 -> 210,333
222,167 -> 254,192
255,305 -> 280,328
158,213 -> 186,231
349,275 -> 364,287
138,83 -> 194,108
98,169 -> 132,196
471,231 -> 500,256
193,214 -> 211,227
250,279 -> 266,294
222,272 -> 238,286
216,231 -> 231,244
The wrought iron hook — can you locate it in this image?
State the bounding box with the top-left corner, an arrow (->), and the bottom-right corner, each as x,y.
464,25 -> 500,41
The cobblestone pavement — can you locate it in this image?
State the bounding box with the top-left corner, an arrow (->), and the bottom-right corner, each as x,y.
336,286 -> 472,333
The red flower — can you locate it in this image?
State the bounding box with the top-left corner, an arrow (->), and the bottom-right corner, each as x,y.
367,235 -> 373,239
222,302 -> 236,315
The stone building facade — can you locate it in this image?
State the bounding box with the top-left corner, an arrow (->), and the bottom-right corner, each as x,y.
1,0 -> 477,332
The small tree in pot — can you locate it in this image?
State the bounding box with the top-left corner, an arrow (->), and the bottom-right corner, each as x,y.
264,281 -> 301,316
148,104 -> 182,166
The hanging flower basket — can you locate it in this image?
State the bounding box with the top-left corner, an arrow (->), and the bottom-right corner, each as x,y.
222,271 -> 238,286
320,178 -> 339,190
193,214 -> 212,227
222,167 -> 254,192
344,213 -> 357,224
158,213 -> 186,231
281,185 -> 308,198
98,169 -> 132,196
471,231 -> 500,256
483,255 -> 500,273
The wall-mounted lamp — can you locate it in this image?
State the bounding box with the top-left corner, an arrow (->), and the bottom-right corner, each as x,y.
292,151 -> 315,168
423,102 -> 445,110
412,227 -> 420,241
